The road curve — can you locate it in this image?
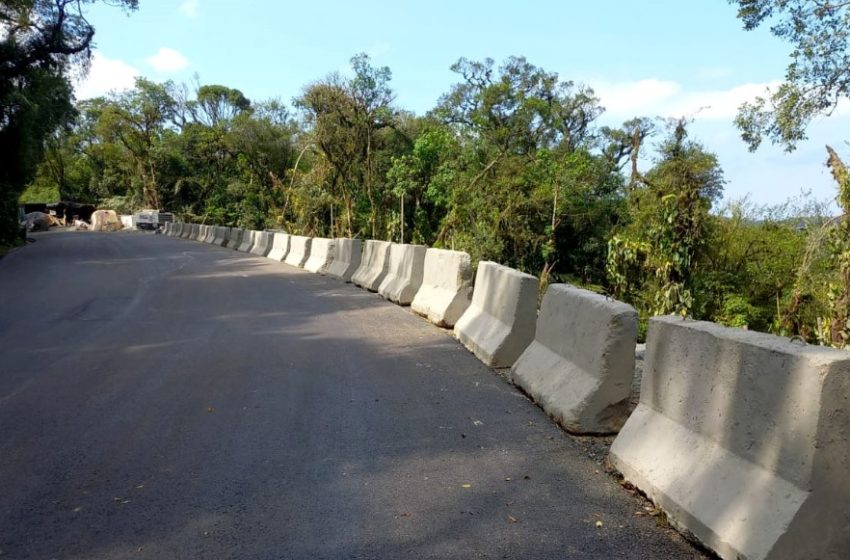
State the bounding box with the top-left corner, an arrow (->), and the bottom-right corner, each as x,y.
0,231 -> 707,559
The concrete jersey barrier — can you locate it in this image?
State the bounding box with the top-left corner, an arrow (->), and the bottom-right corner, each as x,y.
377,244 -> 426,305
197,224 -> 209,242
326,238 -> 362,282
190,224 -> 201,240
226,228 -> 243,249
266,232 -> 290,261
212,226 -> 229,247
181,223 -> 193,239
304,238 -> 335,273
510,284 -> 638,434
249,231 -> 271,256
411,248 -> 473,327
203,225 -> 216,244
284,235 -> 312,268
351,240 -> 391,292
610,317 -> 850,560
454,261 -> 538,368
237,230 -> 255,252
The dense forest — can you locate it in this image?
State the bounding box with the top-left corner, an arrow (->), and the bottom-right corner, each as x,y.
5,0 -> 850,346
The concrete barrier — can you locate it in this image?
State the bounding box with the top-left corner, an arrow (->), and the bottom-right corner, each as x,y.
304,238 -> 336,273
378,244 -> 426,305
610,317 -> 850,560
266,232 -> 290,261
212,226 -> 229,247
190,224 -> 201,240
411,249 -> 473,327
197,224 -> 208,242
226,228 -> 243,249
510,284 -> 637,434
203,225 -> 216,244
326,238 -> 362,282
181,223 -> 193,239
249,231 -> 271,256
238,230 -> 256,252
453,261 -> 538,367
285,235 -> 313,268
351,240 -> 391,292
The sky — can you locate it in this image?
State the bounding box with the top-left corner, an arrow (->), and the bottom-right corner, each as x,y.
74,0 -> 850,209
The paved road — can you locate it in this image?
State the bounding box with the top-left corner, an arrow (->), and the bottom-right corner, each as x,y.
0,231 -> 707,559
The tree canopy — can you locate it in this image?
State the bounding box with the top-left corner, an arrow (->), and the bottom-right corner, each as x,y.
731,0 -> 850,151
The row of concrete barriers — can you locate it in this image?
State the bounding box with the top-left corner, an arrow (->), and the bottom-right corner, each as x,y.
161,221 -> 848,560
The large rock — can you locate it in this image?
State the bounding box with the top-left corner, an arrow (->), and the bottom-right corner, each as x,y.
266,232 -> 290,261
453,261 -> 538,368
377,244 -> 426,305
326,238 -> 362,282
411,248 -> 472,327
510,284 -> 637,434
304,238 -> 335,274
610,316 -> 850,560
351,240 -> 391,292
284,235 -> 312,268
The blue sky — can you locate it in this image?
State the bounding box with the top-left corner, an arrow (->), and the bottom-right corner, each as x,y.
75,0 -> 850,209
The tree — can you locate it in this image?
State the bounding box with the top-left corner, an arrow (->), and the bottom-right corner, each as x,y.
608,119 -> 724,317
0,0 -> 137,242
731,0 -> 850,151
296,53 -> 399,237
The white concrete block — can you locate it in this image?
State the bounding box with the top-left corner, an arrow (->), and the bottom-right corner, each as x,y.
351,240 -> 391,292
284,235 -> 312,268
453,261 -> 538,367
377,244 -> 426,305
212,226 -> 229,247
249,231 -> 271,256
226,228 -> 243,249
510,284 -> 637,434
411,248 -> 473,327
326,238 -> 362,282
190,224 -> 201,240
610,317 -> 850,560
266,232 -> 290,261
238,230 -> 256,252
304,238 -> 335,274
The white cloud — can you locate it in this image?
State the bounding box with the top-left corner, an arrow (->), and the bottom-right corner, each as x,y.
73,52 -> 139,99
594,78 -> 781,121
146,47 -> 190,73
179,0 -> 199,17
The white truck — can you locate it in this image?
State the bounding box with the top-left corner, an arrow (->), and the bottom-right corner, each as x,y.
133,210 -> 174,231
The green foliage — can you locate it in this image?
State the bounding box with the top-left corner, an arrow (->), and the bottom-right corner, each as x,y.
608,120 -> 722,318
731,0 -> 850,151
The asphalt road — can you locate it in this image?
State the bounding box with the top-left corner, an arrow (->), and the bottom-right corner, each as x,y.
0,231 -> 708,559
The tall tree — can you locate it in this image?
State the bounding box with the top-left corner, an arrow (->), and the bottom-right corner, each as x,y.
0,0 -> 137,242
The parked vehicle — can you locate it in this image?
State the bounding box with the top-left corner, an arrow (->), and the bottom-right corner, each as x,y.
133,210 -> 174,231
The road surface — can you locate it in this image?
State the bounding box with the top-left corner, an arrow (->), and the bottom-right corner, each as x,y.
0,231 -> 708,559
